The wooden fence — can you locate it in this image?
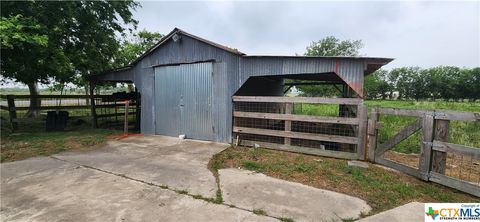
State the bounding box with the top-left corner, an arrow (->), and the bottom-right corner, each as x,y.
0,94 -> 140,130
368,107 -> 480,197
232,96 -> 368,160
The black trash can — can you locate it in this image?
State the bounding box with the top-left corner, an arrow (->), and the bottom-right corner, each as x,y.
55,111 -> 69,131
45,111 -> 69,131
46,111 -> 57,131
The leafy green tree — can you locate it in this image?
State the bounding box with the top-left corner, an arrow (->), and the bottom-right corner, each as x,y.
364,69 -> 391,99
1,1 -> 138,117
298,36 -> 363,97
114,29 -> 163,67
304,36 -> 363,57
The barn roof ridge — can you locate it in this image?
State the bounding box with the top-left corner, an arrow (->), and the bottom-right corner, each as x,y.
100,28 -> 392,77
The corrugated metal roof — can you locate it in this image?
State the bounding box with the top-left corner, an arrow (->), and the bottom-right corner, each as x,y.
131,28 -> 245,66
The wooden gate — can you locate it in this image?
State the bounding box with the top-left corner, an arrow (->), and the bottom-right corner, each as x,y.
368,108 -> 480,197
232,96 -> 368,160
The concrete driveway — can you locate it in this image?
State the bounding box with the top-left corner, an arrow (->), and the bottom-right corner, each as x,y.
1,136 -> 370,222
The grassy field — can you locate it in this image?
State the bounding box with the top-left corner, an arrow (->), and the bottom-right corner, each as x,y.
1,114 -> 119,162
209,146 -> 480,216
294,100 -> 480,153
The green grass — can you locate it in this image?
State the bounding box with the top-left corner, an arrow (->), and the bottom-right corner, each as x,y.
252,208 -> 267,216
210,146 -> 479,215
1,114 -> 118,162
294,100 -> 480,154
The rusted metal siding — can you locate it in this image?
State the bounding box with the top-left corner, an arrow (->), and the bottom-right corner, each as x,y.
238,56 -> 365,97
93,31 -> 386,143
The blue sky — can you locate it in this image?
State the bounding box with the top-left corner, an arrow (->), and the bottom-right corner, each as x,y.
133,0 -> 480,69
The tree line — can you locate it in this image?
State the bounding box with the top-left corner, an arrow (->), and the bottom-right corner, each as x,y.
365,66 -> 480,101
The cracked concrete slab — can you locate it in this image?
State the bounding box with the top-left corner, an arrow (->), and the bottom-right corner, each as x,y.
1,157 -> 276,222
53,135 -> 229,198
357,202 -> 424,222
219,168 -> 371,222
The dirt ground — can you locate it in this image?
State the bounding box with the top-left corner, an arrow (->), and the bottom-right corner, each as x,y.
383,151 -> 480,185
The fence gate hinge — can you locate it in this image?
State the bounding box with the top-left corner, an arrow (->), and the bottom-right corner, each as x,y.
434,112 -> 446,118
422,141 -> 433,148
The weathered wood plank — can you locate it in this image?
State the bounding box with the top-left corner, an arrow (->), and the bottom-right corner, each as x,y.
419,113 -> 435,180
432,141 -> 480,159
367,108 -> 379,162
376,158 -> 422,179
240,140 -> 358,159
435,111 -> 480,122
7,95 -> 18,130
284,103 -> 292,145
233,111 -> 359,125
377,108 -> 428,117
232,96 -> 362,105
376,118 -> 422,156
432,119 -> 449,174
429,172 -> 480,197
233,126 -> 358,144
357,104 -> 368,160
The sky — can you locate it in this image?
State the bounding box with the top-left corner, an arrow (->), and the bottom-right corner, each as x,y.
134,0 -> 480,69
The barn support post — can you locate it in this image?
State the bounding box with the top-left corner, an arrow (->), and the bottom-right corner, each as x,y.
419,112 -> 435,180
89,81 -> 98,128
7,95 -> 18,130
432,116 -> 449,174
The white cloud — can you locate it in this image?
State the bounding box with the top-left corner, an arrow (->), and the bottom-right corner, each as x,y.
134,0 -> 480,69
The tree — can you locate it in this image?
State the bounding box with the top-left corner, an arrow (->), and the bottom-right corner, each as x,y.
364,69 -> 391,99
1,1 -> 138,117
297,36 -> 363,97
304,36 -> 363,57
114,29 -> 163,67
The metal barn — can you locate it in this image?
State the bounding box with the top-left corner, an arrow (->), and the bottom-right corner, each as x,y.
90,28 -> 392,152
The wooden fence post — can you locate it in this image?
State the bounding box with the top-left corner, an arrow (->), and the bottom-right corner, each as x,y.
357,104 -> 368,160
89,82 -> 98,128
284,102 -> 292,145
419,112 -> 435,180
432,117 -> 449,174
7,95 -> 18,130
367,107 -> 379,162
135,90 -> 141,130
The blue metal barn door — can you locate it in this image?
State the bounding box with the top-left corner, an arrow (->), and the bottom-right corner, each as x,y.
154,62 -> 214,140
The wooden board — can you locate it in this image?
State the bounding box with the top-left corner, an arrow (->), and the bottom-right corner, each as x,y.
357,104 -> 368,160
435,111 -> 480,122
232,96 -> 362,105
233,126 -> 358,144
376,158 -> 422,179
432,141 -> 480,159
240,140 -> 358,159
233,111 -> 359,125
367,108 -> 379,161
429,172 -> 480,197
377,108 -> 429,117
419,114 -> 434,180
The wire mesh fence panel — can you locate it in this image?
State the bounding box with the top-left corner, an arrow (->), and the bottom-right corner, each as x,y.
438,120 -> 480,185
233,96 -> 363,159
